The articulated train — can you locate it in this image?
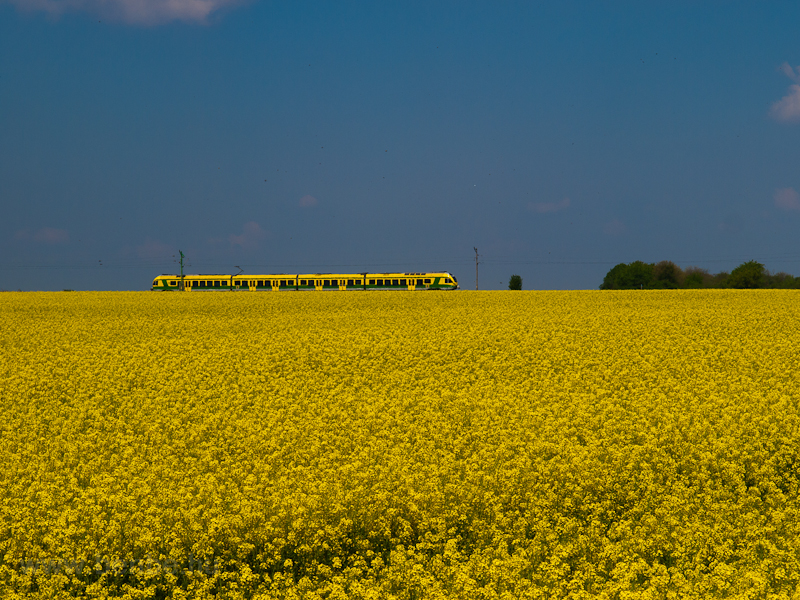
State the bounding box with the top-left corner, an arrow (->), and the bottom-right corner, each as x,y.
151,272 -> 459,291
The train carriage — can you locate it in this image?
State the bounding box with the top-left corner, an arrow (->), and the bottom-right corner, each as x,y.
151,272 -> 458,291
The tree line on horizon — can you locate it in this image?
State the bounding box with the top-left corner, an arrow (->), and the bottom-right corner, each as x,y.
600,260 -> 800,290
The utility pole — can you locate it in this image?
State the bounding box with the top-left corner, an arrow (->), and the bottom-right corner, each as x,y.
179,250 -> 185,291
474,247 -> 479,290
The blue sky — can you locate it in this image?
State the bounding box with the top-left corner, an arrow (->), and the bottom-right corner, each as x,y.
2,1 -> 800,290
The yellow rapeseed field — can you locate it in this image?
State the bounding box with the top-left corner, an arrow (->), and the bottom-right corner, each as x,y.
1,290 -> 799,599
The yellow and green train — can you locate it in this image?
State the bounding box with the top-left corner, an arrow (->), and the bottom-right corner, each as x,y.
151,272 -> 459,291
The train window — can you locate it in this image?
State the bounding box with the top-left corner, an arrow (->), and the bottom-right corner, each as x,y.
400,279 -> 406,285
347,279 -> 354,286
424,279 -> 431,284
417,279 -> 423,285
169,281 -> 177,286
369,279 -> 375,285
392,279 -> 398,286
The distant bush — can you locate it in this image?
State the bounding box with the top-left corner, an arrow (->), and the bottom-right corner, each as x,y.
653,261 -> 683,289
508,274 -> 522,290
728,261 -> 766,289
766,272 -> 800,289
601,260 -> 799,290
683,267 -> 710,289
600,261 -> 655,289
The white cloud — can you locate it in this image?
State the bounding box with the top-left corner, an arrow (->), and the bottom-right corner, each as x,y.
15,227 -> 69,244
779,62 -> 800,83
770,63 -> 800,123
299,195 -> 318,208
770,84 -> 800,123
602,219 -> 625,236
5,0 -> 242,24
229,221 -> 266,249
774,187 -> 800,212
529,197 -> 570,214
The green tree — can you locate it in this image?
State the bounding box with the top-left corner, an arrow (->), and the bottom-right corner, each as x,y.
728,260 -> 766,289
600,261 -> 655,289
508,274 -> 522,290
600,263 -> 630,290
683,267 -> 709,289
653,261 -> 682,289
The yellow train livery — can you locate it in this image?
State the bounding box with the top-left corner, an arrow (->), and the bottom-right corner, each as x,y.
151,272 -> 459,291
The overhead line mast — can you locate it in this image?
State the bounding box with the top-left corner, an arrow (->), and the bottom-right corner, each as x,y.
474,247 -> 479,290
